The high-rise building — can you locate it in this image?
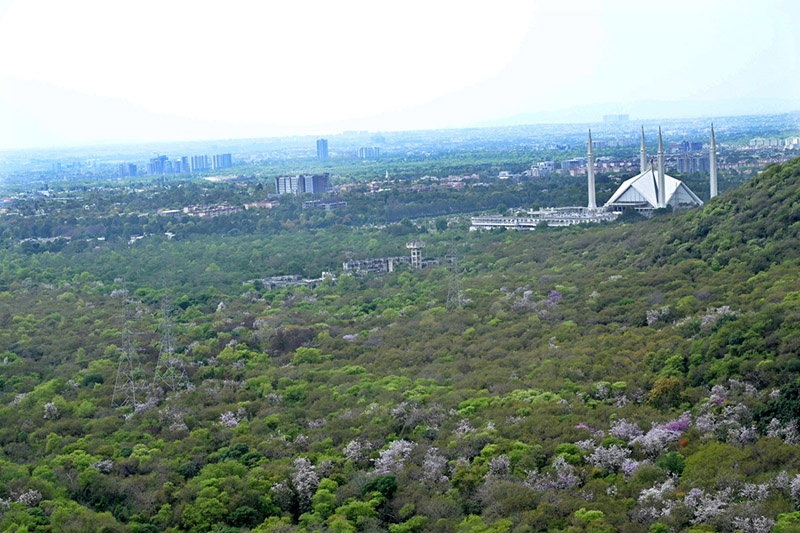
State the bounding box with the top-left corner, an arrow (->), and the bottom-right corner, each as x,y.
275,175 -> 301,195
274,173 -> 330,195
358,146 -> 380,159
118,163 -> 137,177
302,174 -> 330,195
677,154 -> 710,173
212,153 -> 233,170
147,155 -> 168,175
672,141 -> 704,153
316,138 -> 329,161
190,155 -> 209,172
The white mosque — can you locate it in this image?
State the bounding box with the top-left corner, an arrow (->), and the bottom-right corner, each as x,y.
603,126 -> 707,214
471,125 -> 717,230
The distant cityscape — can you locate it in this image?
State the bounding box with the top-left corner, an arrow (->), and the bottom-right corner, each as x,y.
0,112 -> 798,191
546,140 -> 711,178
1,113 -> 797,249
136,152 -> 234,177
117,142 -> 381,179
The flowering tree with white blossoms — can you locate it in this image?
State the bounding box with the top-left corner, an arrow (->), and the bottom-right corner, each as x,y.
373,440 -> 415,475
291,457 -> 320,512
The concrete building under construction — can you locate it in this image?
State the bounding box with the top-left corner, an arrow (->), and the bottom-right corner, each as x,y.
342,241 -> 430,274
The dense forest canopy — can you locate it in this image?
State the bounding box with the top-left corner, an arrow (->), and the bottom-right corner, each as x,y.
0,157 -> 800,531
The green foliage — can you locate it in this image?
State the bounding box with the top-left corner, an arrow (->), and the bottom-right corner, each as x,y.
754,381 -> 800,429
0,156 -> 799,531
292,347 -> 326,365
361,475 -> 398,500
555,443 -> 583,465
456,515 -> 513,533
775,512 -> 800,533
335,500 -> 378,523
227,506 -> 260,527
574,508 -> 605,523
181,488 -> 228,531
682,442 -> 744,489
311,478 -> 339,519
390,515 -> 429,533
655,451 -> 686,475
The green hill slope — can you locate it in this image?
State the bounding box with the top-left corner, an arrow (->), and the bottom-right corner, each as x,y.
1,158 -> 800,532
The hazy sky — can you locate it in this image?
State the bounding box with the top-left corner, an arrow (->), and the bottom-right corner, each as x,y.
1,0 -> 798,149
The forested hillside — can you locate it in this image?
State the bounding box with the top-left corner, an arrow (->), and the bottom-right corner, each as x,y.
1,158 -> 800,532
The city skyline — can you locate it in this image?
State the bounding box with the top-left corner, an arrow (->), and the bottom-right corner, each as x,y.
0,0 -> 798,150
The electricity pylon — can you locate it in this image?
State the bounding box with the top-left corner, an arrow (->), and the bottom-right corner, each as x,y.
152,290 -> 189,392
112,284 -> 144,408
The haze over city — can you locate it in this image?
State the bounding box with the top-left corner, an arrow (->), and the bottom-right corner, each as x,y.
1,0 -> 798,150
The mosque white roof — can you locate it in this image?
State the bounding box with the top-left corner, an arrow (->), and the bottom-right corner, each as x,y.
604,165 -> 703,209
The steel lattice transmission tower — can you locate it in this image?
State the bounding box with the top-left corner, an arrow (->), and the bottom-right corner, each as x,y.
112,286 -> 144,408
152,294 -> 189,392
446,242 -> 465,312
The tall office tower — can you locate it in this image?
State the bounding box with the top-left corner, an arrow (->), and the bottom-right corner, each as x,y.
190,155 -> 209,172
302,173 -> 331,195
212,153 -> 233,169
274,175 -> 303,195
147,155 -> 168,175
275,173 -> 330,195
316,138 -> 329,161
358,146 -> 380,159
117,163 -> 136,178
